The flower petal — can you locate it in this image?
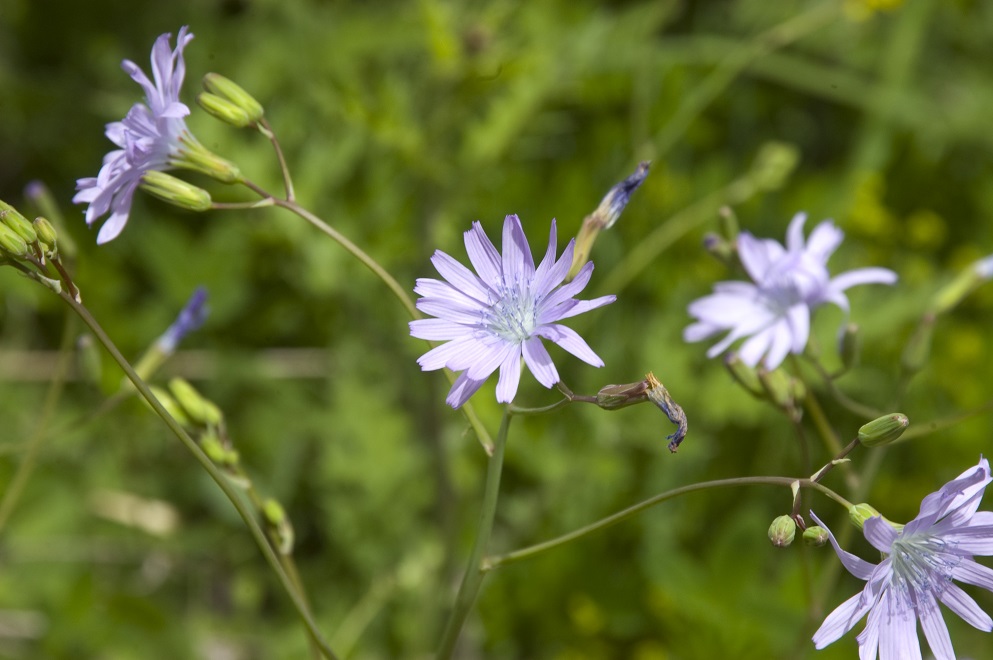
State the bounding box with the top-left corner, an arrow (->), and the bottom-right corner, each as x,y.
534,324 -> 604,367
522,336 -> 559,388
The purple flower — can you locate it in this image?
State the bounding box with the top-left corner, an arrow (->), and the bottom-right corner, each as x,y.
74,27 -> 195,244
684,212 -> 897,369
410,214 -> 616,408
157,287 -> 208,354
812,457 -> 993,660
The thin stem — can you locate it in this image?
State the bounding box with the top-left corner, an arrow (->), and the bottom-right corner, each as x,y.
60,292 -> 339,660
0,312 -> 75,533
260,118 -> 296,202
483,477 -> 852,571
436,407 -> 512,659
802,392 -> 859,492
803,354 -> 884,419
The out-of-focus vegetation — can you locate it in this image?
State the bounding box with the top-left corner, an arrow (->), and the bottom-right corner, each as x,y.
2,0 -> 993,657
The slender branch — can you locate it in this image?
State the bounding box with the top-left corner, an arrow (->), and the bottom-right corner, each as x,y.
59,292 -> 339,660
483,477 -> 852,571
260,118 -> 296,202
0,312 -> 75,532
436,407 -> 512,659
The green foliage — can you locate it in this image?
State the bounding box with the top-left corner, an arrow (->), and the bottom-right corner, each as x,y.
3,0 -> 993,658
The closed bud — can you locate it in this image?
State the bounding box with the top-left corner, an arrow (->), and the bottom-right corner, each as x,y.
0,222 -> 29,258
718,205 -> 739,241
848,503 -> 881,530
33,216 -> 58,250
202,73 -> 264,125
930,256 -> 993,315
595,380 -> 649,410
749,141 -> 800,192
197,92 -> 254,128
757,367 -> 805,412
199,428 -> 227,463
173,135 -> 243,184
802,525 -> 829,547
168,377 -> 223,427
263,498 -> 286,526
148,386 -> 192,428
140,171 -> 212,212
768,515 -> 796,548
0,201 -> 38,243
839,323 -> 861,370
858,413 -> 909,448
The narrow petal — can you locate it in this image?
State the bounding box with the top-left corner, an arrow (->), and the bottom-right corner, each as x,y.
738,327 -> 776,368
416,337 -> 481,371
810,513 -> 877,580
495,351 -> 522,403
531,219 -> 559,292
521,337 -> 559,388
533,324 -> 604,367
464,221 -> 502,288
950,558 -> 993,592
937,582 -> 993,631
813,591 -> 873,649
830,267 -> 898,292
916,590 -> 955,660
446,371 -> 487,409
863,517 -> 899,554
409,318 -> 474,341
430,250 -> 493,302
785,304 -> 810,353
541,295 -> 616,323
762,319 -> 795,369
805,219 -> 844,262
501,214 -> 535,288
875,590 -> 922,660
786,212 -> 808,252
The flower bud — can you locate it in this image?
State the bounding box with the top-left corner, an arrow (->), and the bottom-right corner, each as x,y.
768,515 -> 796,548
930,255 -> 993,315
148,385 -> 192,427
0,222 -> 29,258
202,73 -> 264,125
199,428 -> 228,463
262,498 -> 286,526
168,377 -> 223,427
173,135 -> 243,184
33,216 -> 58,250
197,92 -> 254,128
857,413 -> 909,448
0,201 -> 38,244
140,171 -> 212,212
839,323 -> 861,371
723,353 -> 764,399
848,503 -> 881,530
757,367 -> 806,412
802,526 -> 829,547
703,232 -> 735,264
595,380 -> 649,410
718,205 -> 739,241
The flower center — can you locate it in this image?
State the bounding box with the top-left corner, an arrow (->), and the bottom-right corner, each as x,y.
485,283 -> 538,343
888,534 -> 958,598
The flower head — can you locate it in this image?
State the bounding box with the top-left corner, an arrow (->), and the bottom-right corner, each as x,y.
74,27 -> 195,244
684,212 -> 897,369
812,457 -> 993,660
410,214 -> 616,408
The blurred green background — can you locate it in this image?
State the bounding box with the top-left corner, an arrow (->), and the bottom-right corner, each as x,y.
2,0 -> 993,657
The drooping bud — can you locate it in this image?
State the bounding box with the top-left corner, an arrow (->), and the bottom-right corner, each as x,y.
857,413 -> 909,448
202,73 -> 265,125
802,526 -> 829,547
595,380 -> 650,410
0,201 -> 38,244
900,313 -> 935,376
768,515 -> 796,548
645,372 -> 688,452
848,503 -> 881,530
168,377 -> 223,427
567,162 -> 650,281
140,171 -> 212,212
839,323 -> 861,371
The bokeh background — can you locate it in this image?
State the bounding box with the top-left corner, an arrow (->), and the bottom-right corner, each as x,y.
2,0 -> 993,658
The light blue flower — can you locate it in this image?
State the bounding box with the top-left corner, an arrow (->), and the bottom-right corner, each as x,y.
410,214 -> 616,408
74,27 -> 195,244
812,457 -> 993,660
684,212 -> 897,369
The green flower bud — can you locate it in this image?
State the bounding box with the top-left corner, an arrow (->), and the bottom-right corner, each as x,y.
718,205 -> 739,241
197,92 -> 254,128
140,171 -> 212,212
749,141 -> 800,192
148,385 -> 192,427
202,73 -> 264,124
768,515 -> 796,548
857,413 -> 909,448
263,498 -> 286,526
168,377 -> 223,427
848,503 -> 881,530
802,526 -> 829,547
723,353 -> 764,399
172,135 -> 243,184
199,428 -> 227,463
33,216 -> 58,251
0,222 -> 29,258
0,201 -> 38,243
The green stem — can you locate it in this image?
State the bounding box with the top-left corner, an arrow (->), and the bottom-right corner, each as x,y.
0,312 -> 75,533
60,292 -> 339,660
436,407 -> 512,659
483,477 -> 852,571
802,392 -> 859,492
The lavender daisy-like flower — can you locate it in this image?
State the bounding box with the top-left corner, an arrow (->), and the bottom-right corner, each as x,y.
812,457 -> 993,660
410,214 -> 616,409
74,27 -> 195,244
684,212 -> 897,369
